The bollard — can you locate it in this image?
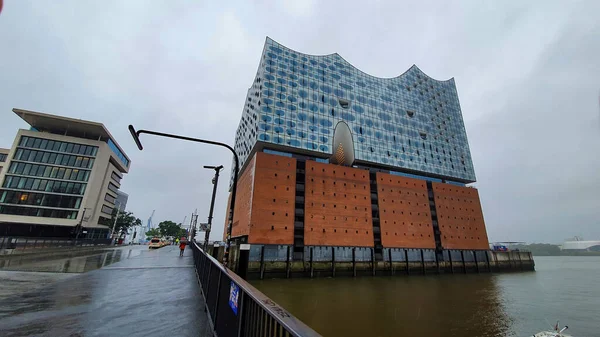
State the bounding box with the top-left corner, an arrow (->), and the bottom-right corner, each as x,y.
212,244 -> 220,259
238,244 -> 250,280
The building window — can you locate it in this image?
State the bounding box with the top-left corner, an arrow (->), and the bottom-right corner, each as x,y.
101,205 -> 113,215
111,172 -> 122,184
107,182 -> 119,195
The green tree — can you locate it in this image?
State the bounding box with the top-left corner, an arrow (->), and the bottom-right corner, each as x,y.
158,220 -> 186,237
146,228 -> 161,239
99,208 -> 142,235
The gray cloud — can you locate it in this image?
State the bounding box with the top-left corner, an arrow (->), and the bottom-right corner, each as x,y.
0,0 -> 598,243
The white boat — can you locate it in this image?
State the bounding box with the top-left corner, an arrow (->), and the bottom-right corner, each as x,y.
533,322 -> 572,337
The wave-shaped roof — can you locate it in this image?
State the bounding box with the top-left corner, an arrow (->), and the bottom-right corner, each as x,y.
266,36 -> 454,83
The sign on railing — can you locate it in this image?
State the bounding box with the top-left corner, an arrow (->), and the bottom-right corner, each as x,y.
191,241 -> 321,337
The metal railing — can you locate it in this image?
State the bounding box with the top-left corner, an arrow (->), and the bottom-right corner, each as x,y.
0,236 -> 111,252
191,241 -> 321,337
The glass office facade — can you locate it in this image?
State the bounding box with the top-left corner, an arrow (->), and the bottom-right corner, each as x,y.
233,38 -> 476,183
0,135 -> 98,219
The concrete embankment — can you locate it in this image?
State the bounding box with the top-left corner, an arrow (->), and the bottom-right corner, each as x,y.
210,245 -> 535,279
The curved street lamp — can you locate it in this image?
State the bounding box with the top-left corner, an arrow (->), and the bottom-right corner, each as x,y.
128,125 -> 239,265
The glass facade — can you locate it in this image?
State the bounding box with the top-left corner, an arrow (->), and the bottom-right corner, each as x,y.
232,38 -> 476,183
0,153 -> 7,162
0,136 -> 96,219
108,138 -> 129,168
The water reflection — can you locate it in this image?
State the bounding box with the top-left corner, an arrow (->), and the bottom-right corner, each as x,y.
0,248 -> 138,273
254,275 -> 509,337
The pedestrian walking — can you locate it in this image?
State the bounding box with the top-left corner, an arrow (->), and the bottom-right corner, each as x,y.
179,240 -> 186,256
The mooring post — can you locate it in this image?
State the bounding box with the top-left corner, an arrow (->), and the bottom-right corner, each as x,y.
405,249 -> 409,275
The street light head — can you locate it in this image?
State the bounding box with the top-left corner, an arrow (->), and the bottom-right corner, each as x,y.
128,125 -> 144,150
203,165 -> 224,171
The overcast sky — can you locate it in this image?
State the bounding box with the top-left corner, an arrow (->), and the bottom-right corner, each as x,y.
0,1 -> 598,244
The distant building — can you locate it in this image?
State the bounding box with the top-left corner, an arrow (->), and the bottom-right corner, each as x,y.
561,237 -> 600,251
0,148 -> 9,175
223,38 -> 489,262
0,108 -> 131,238
115,190 -> 129,211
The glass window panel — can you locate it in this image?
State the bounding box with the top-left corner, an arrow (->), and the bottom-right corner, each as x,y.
32,179 -> 41,190
91,147 -> 98,156
77,170 -> 85,181
20,136 -> 29,146
24,178 -> 33,190
78,145 -> 87,155
43,166 -> 52,177
50,167 -> 59,178
21,149 -> 30,161
81,158 -> 89,168
26,138 -> 35,147
16,163 -> 25,174
23,164 -> 32,175
57,168 -> 66,179
46,180 -> 54,192
68,156 -> 76,167
34,151 -> 43,162
14,149 -> 23,160
52,141 -> 61,151
33,138 -> 42,148
42,152 -> 50,163
49,153 -> 57,164
40,139 -> 48,149
39,180 -> 47,191
47,140 -> 55,150
72,144 -> 80,154
17,178 -> 26,189
61,155 -> 70,166
64,168 -> 72,179
59,142 -> 67,152
84,171 -> 90,181
87,158 -> 94,169
85,146 -> 93,156
66,143 -> 74,153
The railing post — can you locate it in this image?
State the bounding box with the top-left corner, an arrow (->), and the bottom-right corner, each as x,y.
474,250 -> 479,273
449,251 -> 454,274
461,250 -> 466,274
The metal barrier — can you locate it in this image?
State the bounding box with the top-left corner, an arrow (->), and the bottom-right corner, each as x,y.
191,241 -> 321,337
0,236 -> 111,251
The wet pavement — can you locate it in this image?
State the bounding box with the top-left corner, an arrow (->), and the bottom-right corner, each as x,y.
0,245 -> 211,337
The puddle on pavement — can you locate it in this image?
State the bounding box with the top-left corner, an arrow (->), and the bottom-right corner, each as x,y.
0,247 -> 143,273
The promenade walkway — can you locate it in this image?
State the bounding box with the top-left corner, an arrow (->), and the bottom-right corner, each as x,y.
0,245 -> 211,337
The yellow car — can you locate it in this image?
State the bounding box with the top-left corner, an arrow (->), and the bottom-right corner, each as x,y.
148,238 -> 162,249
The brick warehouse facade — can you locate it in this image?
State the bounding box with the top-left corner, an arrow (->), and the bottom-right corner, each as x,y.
223,37 -> 490,265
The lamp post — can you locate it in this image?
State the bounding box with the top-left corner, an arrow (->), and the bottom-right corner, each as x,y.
74,207 -> 90,246
128,125 -> 239,266
203,165 -> 223,250
110,200 -> 122,245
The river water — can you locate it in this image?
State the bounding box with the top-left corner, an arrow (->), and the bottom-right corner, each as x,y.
253,256 -> 600,337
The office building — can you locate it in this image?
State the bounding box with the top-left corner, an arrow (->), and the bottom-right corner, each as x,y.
115,190 -> 129,211
0,108 -> 131,238
224,38 -> 489,262
0,148 -> 9,175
